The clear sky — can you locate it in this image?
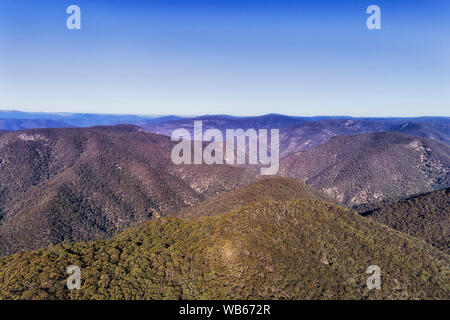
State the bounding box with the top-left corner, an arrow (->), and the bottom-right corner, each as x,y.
0,0 -> 449,116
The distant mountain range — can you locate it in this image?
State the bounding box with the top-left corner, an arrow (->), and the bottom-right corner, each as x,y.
0,110 -> 184,129
0,177 -> 448,299
278,118 -> 450,157
143,115 -> 450,157
0,119 -> 73,131
0,111 -> 448,155
280,132 -> 450,206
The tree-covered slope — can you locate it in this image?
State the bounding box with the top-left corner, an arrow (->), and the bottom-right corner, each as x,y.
362,188 -> 449,254
0,199 -> 448,300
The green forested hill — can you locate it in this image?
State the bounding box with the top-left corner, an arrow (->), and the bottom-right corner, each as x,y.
0,199 -> 448,300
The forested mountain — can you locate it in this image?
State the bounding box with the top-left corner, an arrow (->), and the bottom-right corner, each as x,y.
0,197 -> 448,299
362,188 -> 449,254
0,125 -> 258,256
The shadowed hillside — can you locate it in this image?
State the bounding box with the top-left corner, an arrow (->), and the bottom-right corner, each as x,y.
0,125 -> 258,256
362,188 -> 450,254
0,199 -> 448,300
280,132 -> 450,206
393,121 -> 449,145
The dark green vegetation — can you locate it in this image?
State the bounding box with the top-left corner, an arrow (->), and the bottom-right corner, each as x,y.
280,132 -> 450,206
362,188 -> 449,254
0,125 -> 258,256
0,198 -> 448,300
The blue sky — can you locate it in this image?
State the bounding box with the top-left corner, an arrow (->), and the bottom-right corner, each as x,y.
0,0 -> 449,116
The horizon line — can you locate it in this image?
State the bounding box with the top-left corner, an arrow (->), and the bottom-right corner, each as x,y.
0,108 -> 449,119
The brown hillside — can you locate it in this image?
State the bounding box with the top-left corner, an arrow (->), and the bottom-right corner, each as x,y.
0,125 -> 258,256
280,132 -> 450,206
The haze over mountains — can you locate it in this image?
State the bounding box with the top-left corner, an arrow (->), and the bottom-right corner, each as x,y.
1,111 -> 448,156
141,115 -> 450,157
0,119 -> 72,131
0,110 -> 183,129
